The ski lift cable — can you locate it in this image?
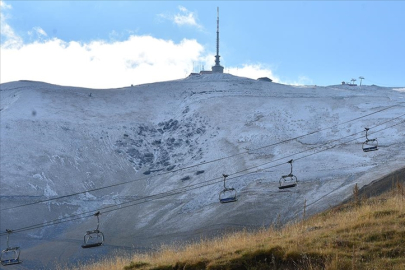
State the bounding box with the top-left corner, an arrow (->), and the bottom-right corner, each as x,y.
293,121 -> 405,162
291,118 -> 405,215
1,179 -> 224,235
2,118 -> 403,237
220,116 -> 405,179
2,120 -> 404,236
167,103 -> 405,172
2,114 -> 404,236
231,119 -> 405,189
0,126 -> 392,236
2,115 -> 404,235
2,104 -> 404,212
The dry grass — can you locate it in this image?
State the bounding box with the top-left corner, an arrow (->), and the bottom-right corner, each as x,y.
67,183 -> 405,270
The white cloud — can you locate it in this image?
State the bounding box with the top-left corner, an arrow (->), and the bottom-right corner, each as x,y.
33,27 -> 47,37
226,64 -> 314,86
174,6 -> 199,27
1,35 -> 206,88
178,6 -> 188,13
28,27 -> 48,41
0,20 -> 23,48
0,0 -> 12,9
227,64 -> 281,83
0,2 -> 211,88
291,75 -> 314,86
159,6 -> 203,29
0,0 -> 23,48
1,2 -> 300,89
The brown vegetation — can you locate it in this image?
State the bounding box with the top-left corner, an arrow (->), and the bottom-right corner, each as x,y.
63,181 -> 405,270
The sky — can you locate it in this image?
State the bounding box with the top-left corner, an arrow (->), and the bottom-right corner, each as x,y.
1,1 -> 404,88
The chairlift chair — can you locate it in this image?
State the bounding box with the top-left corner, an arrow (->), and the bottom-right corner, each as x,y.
362,128 -> 378,152
1,230 -> 22,266
81,211 -> 104,249
279,159 -> 298,190
219,174 -> 237,203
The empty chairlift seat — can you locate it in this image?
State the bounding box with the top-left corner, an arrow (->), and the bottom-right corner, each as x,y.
362,128 -> 378,152
81,212 -> 105,249
279,159 -> 298,190
219,174 -> 237,203
1,230 -> 22,266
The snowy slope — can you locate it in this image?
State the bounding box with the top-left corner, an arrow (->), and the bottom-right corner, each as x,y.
0,74 -> 404,268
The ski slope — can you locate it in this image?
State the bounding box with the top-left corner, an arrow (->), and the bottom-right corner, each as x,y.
1,74 -> 404,268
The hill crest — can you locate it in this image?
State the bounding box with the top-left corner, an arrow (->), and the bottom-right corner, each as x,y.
1,76 -> 404,268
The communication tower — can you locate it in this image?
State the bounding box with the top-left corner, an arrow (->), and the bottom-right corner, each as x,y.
212,7 -> 224,73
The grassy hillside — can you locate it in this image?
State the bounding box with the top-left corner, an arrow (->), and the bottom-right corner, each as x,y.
61,177 -> 405,270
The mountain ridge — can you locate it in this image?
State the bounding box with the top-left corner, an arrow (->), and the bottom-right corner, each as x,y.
1,74 -> 404,268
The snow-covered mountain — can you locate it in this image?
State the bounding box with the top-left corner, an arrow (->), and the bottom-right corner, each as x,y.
1,74 -> 404,268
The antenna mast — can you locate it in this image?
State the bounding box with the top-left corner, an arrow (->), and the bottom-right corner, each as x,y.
216,7 -> 219,58
212,7 -> 224,73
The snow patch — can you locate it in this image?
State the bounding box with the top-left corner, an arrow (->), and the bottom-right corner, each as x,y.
44,183 -> 58,197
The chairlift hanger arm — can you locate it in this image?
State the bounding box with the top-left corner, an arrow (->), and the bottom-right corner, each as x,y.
94,212 -> 101,231
222,174 -> 228,189
285,159 -> 294,175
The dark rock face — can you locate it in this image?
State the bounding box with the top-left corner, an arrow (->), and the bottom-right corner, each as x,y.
114,113 -> 212,173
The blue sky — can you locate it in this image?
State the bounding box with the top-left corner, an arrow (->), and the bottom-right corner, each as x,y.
1,1 -> 404,88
